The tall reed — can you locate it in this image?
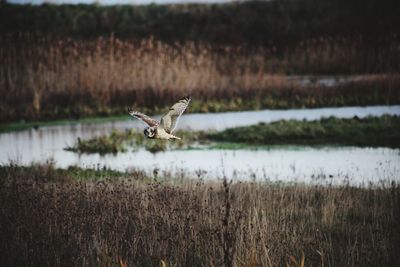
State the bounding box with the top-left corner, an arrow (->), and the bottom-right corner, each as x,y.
0,164 -> 399,266
1,34 -> 399,122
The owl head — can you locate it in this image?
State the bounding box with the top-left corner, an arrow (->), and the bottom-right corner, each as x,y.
144,126 -> 156,138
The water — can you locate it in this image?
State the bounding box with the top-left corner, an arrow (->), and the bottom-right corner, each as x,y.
287,75 -> 363,87
22,105 -> 398,132
1,105 -> 400,186
177,105 -> 400,131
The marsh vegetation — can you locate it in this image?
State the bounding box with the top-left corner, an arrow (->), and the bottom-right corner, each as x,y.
209,115 -> 400,148
0,164 -> 399,266
1,0 -> 399,123
0,35 -> 400,122
1,1 -> 399,265
1,34 -> 399,123
1,0 -> 399,122
66,115 -> 400,154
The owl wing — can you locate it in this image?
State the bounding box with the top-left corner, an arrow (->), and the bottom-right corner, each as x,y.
128,108 -> 159,127
160,96 -> 191,133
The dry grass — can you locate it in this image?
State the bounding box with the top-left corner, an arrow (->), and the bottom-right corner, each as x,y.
1,34 -> 400,122
0,164 -> 399,266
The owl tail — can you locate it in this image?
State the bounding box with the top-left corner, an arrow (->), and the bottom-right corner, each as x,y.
170,134 -> 181,140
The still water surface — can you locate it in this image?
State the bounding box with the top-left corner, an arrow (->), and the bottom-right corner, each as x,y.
1,105 -> 399,186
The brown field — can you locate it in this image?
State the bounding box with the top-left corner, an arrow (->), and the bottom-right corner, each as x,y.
0,165 -> 399,266
1,35 -> 400,122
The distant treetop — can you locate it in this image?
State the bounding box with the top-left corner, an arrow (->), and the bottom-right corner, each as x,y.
1,0 -> 399,44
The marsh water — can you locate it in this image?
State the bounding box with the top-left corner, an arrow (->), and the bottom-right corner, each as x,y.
1,105 -> 399,186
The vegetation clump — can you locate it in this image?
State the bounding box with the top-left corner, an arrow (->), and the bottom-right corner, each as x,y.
65,129 -> 141,154
208,115 -> 400,148
65,129 -> 208,154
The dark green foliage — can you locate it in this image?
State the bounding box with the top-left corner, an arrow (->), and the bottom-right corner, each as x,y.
209,115 -> 400,148
1,0 -> 399,45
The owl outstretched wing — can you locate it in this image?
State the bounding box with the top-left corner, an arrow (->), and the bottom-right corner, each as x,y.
128,108 -> 159,127
160,96 -> 191,133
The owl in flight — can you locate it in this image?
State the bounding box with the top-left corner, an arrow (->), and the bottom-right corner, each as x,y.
128,96 -> 191,140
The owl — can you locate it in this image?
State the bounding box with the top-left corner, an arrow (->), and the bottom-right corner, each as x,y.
128,96 -> 191,140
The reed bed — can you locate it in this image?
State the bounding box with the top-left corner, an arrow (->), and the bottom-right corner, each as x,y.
0,164 -> 399,266
1,35 -> 400,122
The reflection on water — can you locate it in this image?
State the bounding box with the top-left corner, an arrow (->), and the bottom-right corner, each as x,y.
1,105 -> 400,186
1,145 -> 399,186
287,75 -> 365,87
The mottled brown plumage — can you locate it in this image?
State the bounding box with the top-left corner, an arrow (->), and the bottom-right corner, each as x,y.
128,96 -> 191,140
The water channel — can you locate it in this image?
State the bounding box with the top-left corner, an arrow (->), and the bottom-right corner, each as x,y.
1,105 -> 399,186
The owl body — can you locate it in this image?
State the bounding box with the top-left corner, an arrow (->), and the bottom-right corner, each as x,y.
152,127 -> 181,140
129,96 -> 190,140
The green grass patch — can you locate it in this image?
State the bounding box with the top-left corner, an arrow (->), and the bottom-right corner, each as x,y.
208,115 -> 400,148
65,129 -> 143,154
0,163 -> 151,182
